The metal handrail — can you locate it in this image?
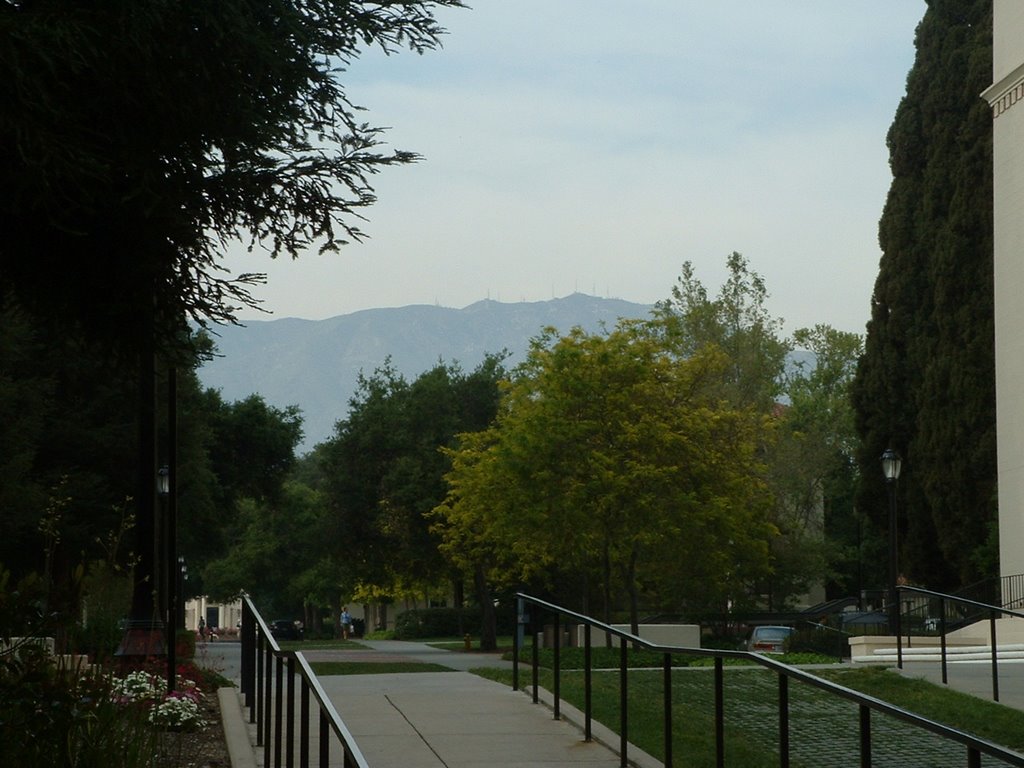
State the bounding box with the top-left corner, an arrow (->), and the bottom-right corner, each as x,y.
513,592 -> 1024,768
895,584 -> 1024,702
239,594 -> 370,768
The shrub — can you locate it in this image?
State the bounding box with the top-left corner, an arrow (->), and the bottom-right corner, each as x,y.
175,629 -> 196,660
394,605 -> 517,639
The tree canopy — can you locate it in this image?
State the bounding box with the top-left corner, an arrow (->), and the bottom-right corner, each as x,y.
0,0 -> 463,349
433,319 -> 776,629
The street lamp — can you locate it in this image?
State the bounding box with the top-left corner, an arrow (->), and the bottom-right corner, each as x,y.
882,448 -> 902,657
157,465 -> 178,693
157,464 -> 170,496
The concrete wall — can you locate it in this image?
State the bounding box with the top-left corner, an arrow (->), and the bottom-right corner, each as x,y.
986,2 -> 1024,578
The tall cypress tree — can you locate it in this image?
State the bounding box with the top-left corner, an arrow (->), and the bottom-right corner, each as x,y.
852,0 -> 994,591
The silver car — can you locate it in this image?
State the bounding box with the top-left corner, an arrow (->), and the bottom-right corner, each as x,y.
746,625 -> 793,654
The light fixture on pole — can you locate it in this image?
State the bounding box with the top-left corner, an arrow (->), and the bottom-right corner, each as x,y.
157,464 -> 176,693
157,465 -> 170,496
881,448 -> 902,664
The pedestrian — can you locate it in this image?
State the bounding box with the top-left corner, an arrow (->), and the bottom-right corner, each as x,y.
198,616 -> 206,642
340,606 -> 352,640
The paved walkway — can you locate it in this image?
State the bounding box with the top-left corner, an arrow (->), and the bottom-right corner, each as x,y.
218,640 -> 1024,768
224,640 -> 637,768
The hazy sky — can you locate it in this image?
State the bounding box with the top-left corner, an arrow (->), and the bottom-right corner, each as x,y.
222,1 -> 926,336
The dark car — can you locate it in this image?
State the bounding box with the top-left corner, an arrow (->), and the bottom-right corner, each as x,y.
269,619 -> 303,641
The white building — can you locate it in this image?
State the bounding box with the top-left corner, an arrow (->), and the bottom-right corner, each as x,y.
984,1 -> 1024,579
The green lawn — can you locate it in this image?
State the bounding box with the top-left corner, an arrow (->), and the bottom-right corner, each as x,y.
276,638 -> 365,651
472,665 -> 1024,768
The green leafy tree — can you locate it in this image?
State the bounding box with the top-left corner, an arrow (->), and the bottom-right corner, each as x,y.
318,356 -> 505,619
202,481 -> 332,620
771,326 -> 865,606
852,0 -> 994,589
434,320 -> 774,635
652,252 -> 791,412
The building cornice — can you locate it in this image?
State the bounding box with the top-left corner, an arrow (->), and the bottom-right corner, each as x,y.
983,61 -> 1024,118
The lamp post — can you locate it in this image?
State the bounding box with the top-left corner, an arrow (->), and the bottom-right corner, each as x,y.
177,558 -> 187,630
157,465 -> 177,693
882,448 -> 902,651
116,462 -> 166,659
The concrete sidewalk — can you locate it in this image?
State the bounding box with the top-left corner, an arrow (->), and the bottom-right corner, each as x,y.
222,639 -> 643,768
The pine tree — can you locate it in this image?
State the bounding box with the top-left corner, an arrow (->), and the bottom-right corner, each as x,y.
852,0 -> 994,590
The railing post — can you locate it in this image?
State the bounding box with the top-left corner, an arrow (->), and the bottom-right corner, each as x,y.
532,614 -> 539,704
319,710 -> 329,768
714,657 -> 724,768
286,654 -> 296,768
779,673 -> 790,768
300,677 -> 310,768
584,623 -> 592,742
256,631 -> 264,731
990,609 -> 1000,702
275,654 -> 284,768
619,639 -> 628,768
553,612 -> 561,720
663,652 -> 673,768
241,598 -> 253,706
858,704 -> 871,768
513,596 -> 521,692
939,598 -> 948,685
263,640 -> 273,765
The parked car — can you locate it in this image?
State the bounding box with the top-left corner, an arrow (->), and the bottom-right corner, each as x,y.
746,625 -> 793,654
270,619 -> 304,641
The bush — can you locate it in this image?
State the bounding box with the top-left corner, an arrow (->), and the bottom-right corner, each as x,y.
394,605 -> 516,639
175,629 -> 196,660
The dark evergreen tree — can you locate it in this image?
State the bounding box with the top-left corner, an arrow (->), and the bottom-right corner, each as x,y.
852,0 -> 994,590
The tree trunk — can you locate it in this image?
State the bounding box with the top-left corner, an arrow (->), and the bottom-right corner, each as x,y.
628,546 -> 640,649
473,562 -> 497,651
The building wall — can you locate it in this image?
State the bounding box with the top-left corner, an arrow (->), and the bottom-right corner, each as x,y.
986,1 -> 1024,578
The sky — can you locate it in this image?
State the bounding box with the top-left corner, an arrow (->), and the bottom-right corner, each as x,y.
222,1 -> 926,336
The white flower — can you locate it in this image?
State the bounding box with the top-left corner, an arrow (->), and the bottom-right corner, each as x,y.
148,694 -> 207,729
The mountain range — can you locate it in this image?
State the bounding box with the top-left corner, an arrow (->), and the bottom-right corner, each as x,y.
196,294 -> 654,453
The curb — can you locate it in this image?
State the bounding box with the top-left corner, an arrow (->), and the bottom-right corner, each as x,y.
218,687 -> 257,768
517,683 -> 660,768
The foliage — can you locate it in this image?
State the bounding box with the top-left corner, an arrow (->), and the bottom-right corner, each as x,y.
393,605 -> 516,640
434,317 -> 774,630
851,0 -> 995,589
651,255 -> 864,609
202,480 -> 330,615
1,0 -> 465,349
0,650 -> 159,768
318,356 -> 506,604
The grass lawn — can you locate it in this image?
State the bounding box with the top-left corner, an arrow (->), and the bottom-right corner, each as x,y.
472,664 -> 1024,768
310,660 -> 454,675
277,638 -> 365,651
426,635 -> 522,652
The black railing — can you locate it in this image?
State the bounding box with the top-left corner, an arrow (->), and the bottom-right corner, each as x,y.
894,584 -> 1024,703
512,592 -> 1024,768
239,594 -> 369,768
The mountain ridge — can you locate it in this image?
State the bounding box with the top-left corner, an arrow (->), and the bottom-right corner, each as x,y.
197,294 -> 655,453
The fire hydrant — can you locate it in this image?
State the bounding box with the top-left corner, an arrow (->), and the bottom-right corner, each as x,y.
464,633 -> 472,651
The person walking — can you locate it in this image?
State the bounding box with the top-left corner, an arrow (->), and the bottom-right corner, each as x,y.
340,606 -> 352,640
